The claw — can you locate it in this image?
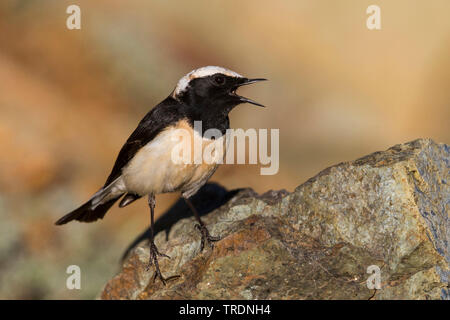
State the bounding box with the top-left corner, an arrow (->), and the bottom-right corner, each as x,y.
195,223 -> 221,252
146,241 -> 179,285
152,242 -> 171,259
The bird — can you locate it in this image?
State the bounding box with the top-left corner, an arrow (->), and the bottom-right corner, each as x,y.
55,66 -> 266,284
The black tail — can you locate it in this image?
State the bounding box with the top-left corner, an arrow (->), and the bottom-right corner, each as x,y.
55,195 -> 122,225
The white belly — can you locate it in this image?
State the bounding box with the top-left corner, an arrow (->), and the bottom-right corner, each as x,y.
121,124 -> 226,196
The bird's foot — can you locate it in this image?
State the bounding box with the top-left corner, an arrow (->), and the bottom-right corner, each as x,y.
195,224 -> 221,252
146,242 -> 179,285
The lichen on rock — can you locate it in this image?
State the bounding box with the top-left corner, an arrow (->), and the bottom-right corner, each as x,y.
101,139 -> 449,300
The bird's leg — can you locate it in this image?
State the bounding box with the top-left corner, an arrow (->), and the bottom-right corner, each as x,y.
184,197 -> 221,251
146,193 -> 172,285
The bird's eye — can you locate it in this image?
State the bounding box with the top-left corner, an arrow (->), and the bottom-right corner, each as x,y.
213,75 -> 226,85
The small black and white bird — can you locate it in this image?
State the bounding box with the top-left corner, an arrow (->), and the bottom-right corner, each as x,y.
55,66 -> 266,283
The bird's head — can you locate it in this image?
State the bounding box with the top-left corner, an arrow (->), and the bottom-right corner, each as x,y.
172,66 -> 266,114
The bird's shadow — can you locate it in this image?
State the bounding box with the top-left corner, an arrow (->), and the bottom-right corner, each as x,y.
121,182 -> 241,262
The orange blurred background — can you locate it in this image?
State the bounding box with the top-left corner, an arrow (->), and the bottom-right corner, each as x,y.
0,0 -> 448,298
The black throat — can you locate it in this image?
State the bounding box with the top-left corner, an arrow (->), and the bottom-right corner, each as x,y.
178,95 -> 235,136
185,104 -> 231,136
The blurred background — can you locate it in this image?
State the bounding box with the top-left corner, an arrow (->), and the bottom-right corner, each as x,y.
0,0 -> 449,299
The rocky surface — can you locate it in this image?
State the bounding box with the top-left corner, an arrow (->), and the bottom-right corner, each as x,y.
101,139 -> 449,300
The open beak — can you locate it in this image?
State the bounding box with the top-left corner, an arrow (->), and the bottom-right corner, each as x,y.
232,78 -> 267,107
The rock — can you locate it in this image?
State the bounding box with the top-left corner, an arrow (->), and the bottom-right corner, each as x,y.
101,139 -> 449,300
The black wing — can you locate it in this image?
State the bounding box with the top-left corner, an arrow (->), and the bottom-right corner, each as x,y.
103,97 -> 186,187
